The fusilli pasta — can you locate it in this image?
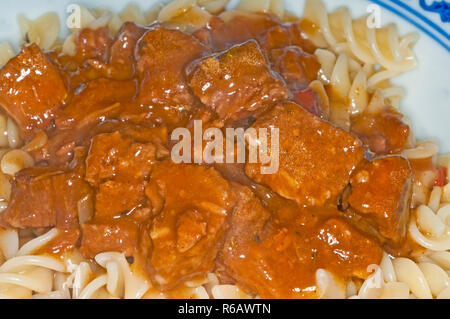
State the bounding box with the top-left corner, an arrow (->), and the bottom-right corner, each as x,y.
0,229 -> 65,299
303,0 -> 418,73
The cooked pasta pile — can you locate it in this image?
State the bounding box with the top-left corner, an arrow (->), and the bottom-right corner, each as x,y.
0,0 -> 447,299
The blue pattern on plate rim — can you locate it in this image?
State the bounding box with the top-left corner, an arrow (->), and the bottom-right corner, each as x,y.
368,0 -> 450,51
419,0 -> 450,22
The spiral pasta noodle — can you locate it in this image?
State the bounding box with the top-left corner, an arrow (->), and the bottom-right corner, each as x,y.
0,229 -> 67,299
404,148 -> 450,251
17,12 -> 60,50
157,0 -> 213,33
210,283 -> 252,299
0,42 -> 14,68
235,0 -> 284,19
303,0 -> 418,73
299,0 -> 419,116
315,49 -> 404,117
0,112 -> 32,216
409,190 -> 450,251
72,252 -> 150,299
71,253 -> 226,299
316,268 -> 347,298
353,253 -> 450,299
0,229 -> 156,299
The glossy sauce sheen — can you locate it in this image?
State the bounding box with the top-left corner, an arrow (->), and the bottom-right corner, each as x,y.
0,12 -> 417,298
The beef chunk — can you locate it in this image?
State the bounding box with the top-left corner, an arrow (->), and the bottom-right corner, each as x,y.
45,77 -> 137,164
85,132 -> 155,220
351,106 -> 410,155
70,23 -> 147,82
85,131 -> 155,186
0,44 -> 67,139
95,181 -> 145,219
216,184 -> 272,291
109,124 -> 168,147
257,22 -> 317,54
2,167 -> 92,229
57,78 -> 137,129
293,87 -> 322,117
81,132 -> 156,258
80,218 -> 140,258
107,22 -> 148,79
187,40 -> 289,122
47,78 -> 136,165
220,184 -> 271,255
347,156 -> 412,245
245,102 -> 364,206
144,161 -> 235,289
315,217 -> 383,279
36,78 -> 137,165
219,190 -> 382,298
41,121 -> 165,167
195,14 -> 278,51
75,27 -> 113,62
270,46 -> 320,91
136,26 -> 205,127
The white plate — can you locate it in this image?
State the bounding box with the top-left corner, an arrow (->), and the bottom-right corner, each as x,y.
0,0 -> 448,151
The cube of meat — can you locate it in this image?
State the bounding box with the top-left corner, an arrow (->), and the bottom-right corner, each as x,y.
220,183 -> 271,243
347,156 -> 412,245
219,190 -> 382,298
143,161 -> 236,289
68,24 -> 144,82
245,102 -> 364,206
107,22 -> 148,79
74,27 -> 113,62
187,40 -> 289,122
1,167 -> 92,229
270,46 -> 320,91
95,181 -> 145,219
80,218 -> 140,258
351,106 -> 410,155
257,22 -> 316,54
315,217 -> 383,280
216,184 -> 272,292
57,78 -> 137,129
219,184 -> 271,257
195,14 -> 278,51
47,78 -> 137,166
85,132 -> 156,186
0,44 -> 67,139
293,87 -> 323,117
136,26 -> 205,126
